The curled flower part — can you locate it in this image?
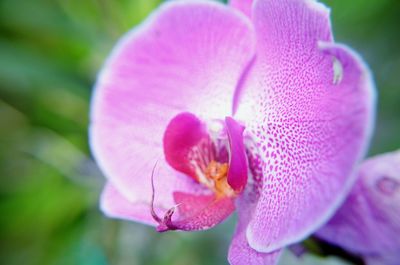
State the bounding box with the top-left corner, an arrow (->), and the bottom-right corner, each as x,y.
226,117 -> 248,193
317,150 -> 400,265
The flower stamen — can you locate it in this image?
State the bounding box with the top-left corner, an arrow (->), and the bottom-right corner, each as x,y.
204,161 -> 236,198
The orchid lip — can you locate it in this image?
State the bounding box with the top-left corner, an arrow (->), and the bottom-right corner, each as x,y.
163,112 -> 248,197
150,112 -> 248,232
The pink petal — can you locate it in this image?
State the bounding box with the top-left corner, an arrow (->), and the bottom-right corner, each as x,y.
229,233 -> 281,265
163,112 -> 210,180
155,192 -> 235,232
317,150 -> 400,265
230,0 -> 253,18
235,0 -> 376,252
228,195 -> 282,265
90,1 -> 255,206
226,117 -> 248,192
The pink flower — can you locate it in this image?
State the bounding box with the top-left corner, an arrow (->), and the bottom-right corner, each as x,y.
90,0 -> 375,264
317,150 -> 400,265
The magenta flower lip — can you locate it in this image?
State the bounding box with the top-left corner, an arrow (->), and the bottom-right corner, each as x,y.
152,112 -> 244,232
90,0 -> 376,264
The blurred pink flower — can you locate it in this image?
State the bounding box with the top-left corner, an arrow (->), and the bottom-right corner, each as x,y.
90,0 -> 375,264
317,150 -> 400,265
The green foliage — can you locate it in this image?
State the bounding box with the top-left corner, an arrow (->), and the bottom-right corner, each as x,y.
0,0 -> 163,264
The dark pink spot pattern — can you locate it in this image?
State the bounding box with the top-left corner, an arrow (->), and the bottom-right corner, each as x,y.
234,0 -> 375,252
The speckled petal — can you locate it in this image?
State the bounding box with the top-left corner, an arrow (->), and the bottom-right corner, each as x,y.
235,0 -> 375,252
317,150 -> 400,265
229,234 -> 281,265
228,195 -> 282,265
90,0 -> 255,209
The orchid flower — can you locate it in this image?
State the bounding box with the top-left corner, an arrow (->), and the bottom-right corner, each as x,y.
317,150 -> 400,265
90,0 -> 375,264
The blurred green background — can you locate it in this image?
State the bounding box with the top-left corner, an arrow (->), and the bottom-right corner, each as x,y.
0,0 -> 399,264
